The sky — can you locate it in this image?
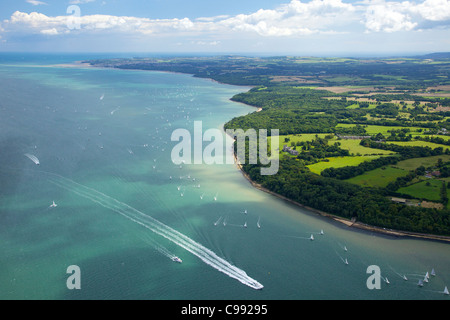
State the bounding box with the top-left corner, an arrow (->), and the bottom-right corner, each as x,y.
0,0 -> 449,55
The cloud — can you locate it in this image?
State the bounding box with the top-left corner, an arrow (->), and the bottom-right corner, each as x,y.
26,0 -> 48,5
217,0 -> 357,36
2,0 -> 450,41
363,0 -> 450,32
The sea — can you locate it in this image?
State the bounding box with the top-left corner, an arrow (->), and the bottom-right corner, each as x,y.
0,53 -> 449,300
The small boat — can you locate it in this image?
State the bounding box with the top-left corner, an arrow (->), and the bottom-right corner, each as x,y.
385,278 -> 390,285
244,222 -> 248,228
418,279 -> 424,287
50,201 -> 57,208
320,230 -> 324,235
403,275 -> 408,281
344,258 -> 349,265
344,246 -> 348,252
431,269 -> 436,277
257,217 -> 261,229
444,287 -> 449,295
172,257 -> 182,264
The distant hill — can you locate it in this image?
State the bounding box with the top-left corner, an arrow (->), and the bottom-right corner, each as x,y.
414,52 -> 450,60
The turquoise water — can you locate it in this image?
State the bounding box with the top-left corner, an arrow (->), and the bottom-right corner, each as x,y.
0,54 -> 449,300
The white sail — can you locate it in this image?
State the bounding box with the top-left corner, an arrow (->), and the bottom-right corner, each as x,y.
444,287 -> 449,295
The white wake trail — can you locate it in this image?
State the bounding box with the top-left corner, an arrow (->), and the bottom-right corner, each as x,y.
24,154 -> 40,165
48,176 -> 263,290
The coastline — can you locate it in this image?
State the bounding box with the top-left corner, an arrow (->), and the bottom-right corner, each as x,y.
78,59 -> 450,244
232,151 -> 450,244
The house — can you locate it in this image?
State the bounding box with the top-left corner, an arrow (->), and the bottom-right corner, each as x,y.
391,197 -> 407,204
336,134 -> 372,140
283,145 -> 299,156
431,171 -> 441,177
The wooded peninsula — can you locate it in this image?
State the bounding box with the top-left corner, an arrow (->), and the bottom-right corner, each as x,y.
86,54 -> 450,238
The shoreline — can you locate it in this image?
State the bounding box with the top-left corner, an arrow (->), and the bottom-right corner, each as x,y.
77,59 -> 450,243
232,152 -> 450,244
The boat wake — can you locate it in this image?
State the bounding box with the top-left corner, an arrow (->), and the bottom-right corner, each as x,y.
48,175 -> 263,290
138,234 -> 178,261
25,153 -> 40,165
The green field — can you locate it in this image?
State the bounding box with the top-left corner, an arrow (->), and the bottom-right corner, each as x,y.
393,155 -> 450,171
346,166 -> 410,188
279,135 -> 396,156
307,156 -> 382,174
387,141 -> 450,151
337,139 -> 395,156
398,179 -> 444,201
279,134 -> 329,147
336,124 -> 430,136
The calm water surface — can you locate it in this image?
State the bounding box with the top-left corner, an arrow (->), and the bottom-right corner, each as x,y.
0,54 -> 448,300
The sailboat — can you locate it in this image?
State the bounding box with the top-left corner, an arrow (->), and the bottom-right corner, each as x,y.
431,269 -> 436,277
344,258 -> 349,265
418,279 -> 424,287
344,246 -> 348,252
385,278 -> 390,285
310,234 -> 314,241
444,287 -> 449,295
244,222 -> 248,228
49,201 -> 57,208
403,275 -> 408,281
424,272 -> 430,283
257,217 -> 261,229
320,230 -> 324,235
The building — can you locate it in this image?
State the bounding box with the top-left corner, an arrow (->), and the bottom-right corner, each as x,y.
283,145 -> 299,156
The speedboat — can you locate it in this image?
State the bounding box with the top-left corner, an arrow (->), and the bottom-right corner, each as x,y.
172,257 -> 182,264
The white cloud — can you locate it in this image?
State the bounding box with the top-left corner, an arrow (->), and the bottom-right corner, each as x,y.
1,0 -> 449,40
26,0 -> 48,5
41,28 -> 58,35
364,2 -> 418,32
217,0 -> 357,36
363,0 -> 450,32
